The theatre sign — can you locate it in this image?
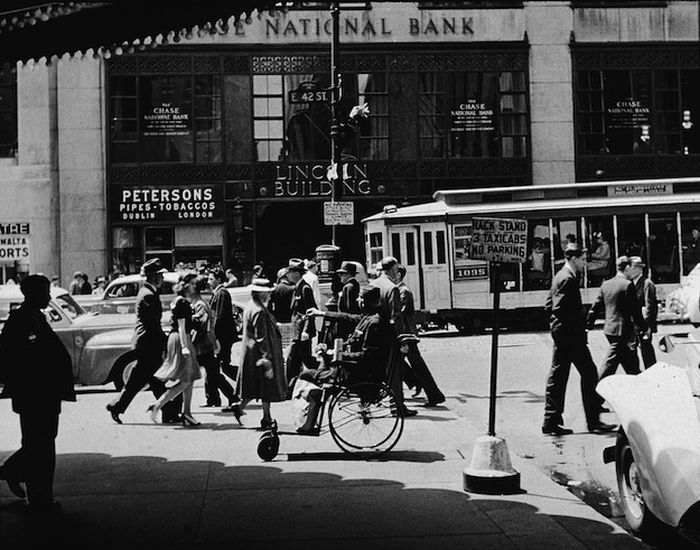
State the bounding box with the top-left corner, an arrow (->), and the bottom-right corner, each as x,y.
0,222 -> 30,262
110,185 -> 224,224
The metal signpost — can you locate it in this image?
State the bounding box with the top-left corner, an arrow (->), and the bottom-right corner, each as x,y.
329,1 -> 342,246
463,216 -> 528,495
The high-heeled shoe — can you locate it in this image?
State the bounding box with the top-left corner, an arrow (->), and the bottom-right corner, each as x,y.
181,413 -> 200,427
147,404 -> 158,424
230,404 -> 243,425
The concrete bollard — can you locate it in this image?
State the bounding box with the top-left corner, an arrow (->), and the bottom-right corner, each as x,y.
463,435 -> 521,495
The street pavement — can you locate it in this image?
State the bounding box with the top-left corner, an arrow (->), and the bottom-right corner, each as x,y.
1,323 -> 685,549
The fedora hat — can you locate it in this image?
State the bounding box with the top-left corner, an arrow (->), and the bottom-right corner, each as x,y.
247,278 -> 275,292
563,242 -> 585,258
140,258 -> 167,275
287,258 -> 305,273
397,333 -> 420,345
336,261 -> 357,276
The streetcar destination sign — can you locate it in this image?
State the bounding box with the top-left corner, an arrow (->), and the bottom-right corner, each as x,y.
288,81 -> 329,104
469,217 -> 528,263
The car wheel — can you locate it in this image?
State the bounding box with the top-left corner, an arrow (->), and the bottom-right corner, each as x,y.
615,430 -> 670,542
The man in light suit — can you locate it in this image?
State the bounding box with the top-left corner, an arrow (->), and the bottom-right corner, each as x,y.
586,255 -> 648,383
371,256 -> 415,417
543,243 -> 613,435
629,256 -> 657,368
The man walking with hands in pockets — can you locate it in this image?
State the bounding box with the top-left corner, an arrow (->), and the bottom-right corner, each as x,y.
542,243 -> 614,435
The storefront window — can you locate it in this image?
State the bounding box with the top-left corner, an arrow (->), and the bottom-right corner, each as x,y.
419,70 -> 527,159
649,215 -> 679,283
575,68 -> 700,156
112,227 -> 142,274
109,74 -> 223,164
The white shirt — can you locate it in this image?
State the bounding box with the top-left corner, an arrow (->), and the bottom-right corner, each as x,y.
303,270 -> 322,308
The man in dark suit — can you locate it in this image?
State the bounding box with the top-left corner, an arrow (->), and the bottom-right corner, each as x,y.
371,256 -> 415,416
0,274 -> 75,515
335,261 -> 361,339
396,264 -> 445,407
629,256 -> 658,368
207,267 -> 239,411
107,258 -> 180,423
543,243 -> 613,435
586,255 -> 648,384
285,258 -> 317,384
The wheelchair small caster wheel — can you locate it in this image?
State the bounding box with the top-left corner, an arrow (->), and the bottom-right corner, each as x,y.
257,431 -> 279,461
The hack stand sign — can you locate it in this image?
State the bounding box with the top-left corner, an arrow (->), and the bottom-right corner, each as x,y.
463,217 -> 527,495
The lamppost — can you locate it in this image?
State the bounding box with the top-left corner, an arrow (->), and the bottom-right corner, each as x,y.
329,1 -> 342,246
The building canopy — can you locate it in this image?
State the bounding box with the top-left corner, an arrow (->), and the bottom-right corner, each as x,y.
0,1 -> 287,70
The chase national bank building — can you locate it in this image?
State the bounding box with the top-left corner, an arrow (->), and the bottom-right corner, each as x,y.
1,1 -> 699,283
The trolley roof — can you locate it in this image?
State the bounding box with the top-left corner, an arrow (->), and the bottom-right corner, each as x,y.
362,176 -> 700,225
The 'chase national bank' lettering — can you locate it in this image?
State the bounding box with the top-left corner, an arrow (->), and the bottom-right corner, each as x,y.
265,17 -> 474,37
112,186 -> 224,223
273,164 -> 371,198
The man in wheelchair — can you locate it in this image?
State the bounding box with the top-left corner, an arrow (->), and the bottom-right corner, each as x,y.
295,286 -> 391,433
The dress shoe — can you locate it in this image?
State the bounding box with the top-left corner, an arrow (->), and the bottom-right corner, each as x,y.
424,397 -> 446,408
296,426 -> 320,436
223,404 -> 244,424
542,425 -> 573,436
401,407 -> 418,417
588,421 -> 617,434
147,405 -> 158,424
106,403 -> 122,425
260,418 -> 277,431
599,406 -> 611,413
0,467 -> 26,499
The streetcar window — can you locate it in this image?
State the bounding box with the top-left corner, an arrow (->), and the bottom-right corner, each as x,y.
391,233 -> 402,263
424,231 -> 434,265
436,231 -> 446,264
680,214 -> 700,275
585,217 -> 614,287
369,232 -> 383,266
524,220 -> 552,291
649,216 -> 680,283
617,215 -> 646,258
406,232 -> 416,266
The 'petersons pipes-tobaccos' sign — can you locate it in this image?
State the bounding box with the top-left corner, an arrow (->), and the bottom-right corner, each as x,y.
111,185 -> 224,223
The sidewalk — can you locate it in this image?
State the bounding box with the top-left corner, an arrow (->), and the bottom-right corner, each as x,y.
0,387 -> 649,550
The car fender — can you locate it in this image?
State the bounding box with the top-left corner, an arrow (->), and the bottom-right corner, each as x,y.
597,363 -> 700,527
78,327 -> 135,385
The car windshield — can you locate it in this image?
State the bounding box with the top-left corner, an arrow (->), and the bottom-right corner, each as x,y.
53,293 -> 86,319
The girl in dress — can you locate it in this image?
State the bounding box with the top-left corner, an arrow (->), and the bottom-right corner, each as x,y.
149,273 -> 202,427
231,278 -> 287,429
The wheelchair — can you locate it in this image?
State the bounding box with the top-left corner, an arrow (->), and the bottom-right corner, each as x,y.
257,356 -> 405,461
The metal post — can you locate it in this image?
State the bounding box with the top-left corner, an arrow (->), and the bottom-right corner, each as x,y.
329,2 -> 341,246
488,262 -> 501,437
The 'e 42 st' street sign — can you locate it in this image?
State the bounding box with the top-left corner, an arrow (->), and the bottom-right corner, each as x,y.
288,81 -> 330,104
469,217 -> 528,264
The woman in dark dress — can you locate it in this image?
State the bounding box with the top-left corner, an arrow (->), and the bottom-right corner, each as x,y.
231,278 -> 287,429
150,273 -> 202,427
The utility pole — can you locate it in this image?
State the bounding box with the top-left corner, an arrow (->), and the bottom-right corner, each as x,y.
329,1 -> 341,246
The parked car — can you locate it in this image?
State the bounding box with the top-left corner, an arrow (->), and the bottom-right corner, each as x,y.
0,284 -> 161,390
75,272 -> 249,333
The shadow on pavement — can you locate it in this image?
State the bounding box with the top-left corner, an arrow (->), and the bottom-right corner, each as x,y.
285,450 -> 445,463
0,451 -> 648,550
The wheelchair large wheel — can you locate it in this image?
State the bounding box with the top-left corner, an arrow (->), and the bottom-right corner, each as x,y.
328,381 -> 404,457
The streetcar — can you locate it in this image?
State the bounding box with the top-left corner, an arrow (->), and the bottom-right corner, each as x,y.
362,176 -> 700,333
